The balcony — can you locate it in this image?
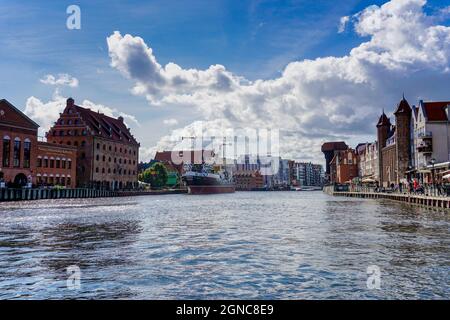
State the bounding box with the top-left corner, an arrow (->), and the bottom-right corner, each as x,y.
418,131 -> 432,139
417,142 -> 432,154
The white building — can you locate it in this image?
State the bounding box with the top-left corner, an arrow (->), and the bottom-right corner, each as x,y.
411,100 -> 450,181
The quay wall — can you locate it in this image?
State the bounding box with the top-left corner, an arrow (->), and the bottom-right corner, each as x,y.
0,188 -> 187,202
323,186 -> 450,211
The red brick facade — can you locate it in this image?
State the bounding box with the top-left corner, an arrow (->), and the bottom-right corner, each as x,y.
331,149 -> 359,184
0,99 -> 39,187
36,142 -> 77,188
46,98 -> 140,190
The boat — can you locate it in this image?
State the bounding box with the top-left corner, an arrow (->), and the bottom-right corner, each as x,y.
182,163 -> 235,194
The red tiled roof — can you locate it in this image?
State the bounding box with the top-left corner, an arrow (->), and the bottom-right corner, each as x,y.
73,104 -> 139,145
321,141 -> 348,152
422,101 -> 450,121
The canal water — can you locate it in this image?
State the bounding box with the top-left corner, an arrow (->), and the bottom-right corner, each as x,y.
0,192 -> 449,299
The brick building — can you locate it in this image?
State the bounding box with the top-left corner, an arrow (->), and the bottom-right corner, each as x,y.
321,141 -> 348,183
0,99 -> 39,187
377,96 -> 412,187
36,142 -> 77,188
46,98 -> 140,190
234,170 -> 265,191
330,149 -> 358,184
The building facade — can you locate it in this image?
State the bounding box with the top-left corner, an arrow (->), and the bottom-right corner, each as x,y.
321,141 -> 348,183
293,162 -> 324,187
46,98 -> 140,190
35,142 -> 77,188
331,149 -> 358,184
0,99 -> 39,187
234,170 -> 265,191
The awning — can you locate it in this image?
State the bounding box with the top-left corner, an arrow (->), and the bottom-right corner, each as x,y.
417,169 -> 432,173
443,174 -> 450,179
362,178 -> 376,183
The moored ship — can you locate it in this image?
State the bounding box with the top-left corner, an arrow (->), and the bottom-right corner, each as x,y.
182,164 -> 235,194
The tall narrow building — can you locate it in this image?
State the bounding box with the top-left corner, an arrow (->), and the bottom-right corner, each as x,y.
376,111 -> 391,186
394,96 -> 412,183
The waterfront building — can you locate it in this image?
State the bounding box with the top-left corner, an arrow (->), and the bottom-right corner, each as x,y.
46,98 -> 140,190
376,96 -> 412,187
321,141 -> 348,183
330,149 -> 358,184
234,170 -> 265,191
0,99 -> 39,187
356,142 -> 379,183
411,100 -> 450,183
293,162 -> 324,187
35,142 -> 77,188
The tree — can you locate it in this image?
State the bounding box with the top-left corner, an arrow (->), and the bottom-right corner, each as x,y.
139,162 -> 168,189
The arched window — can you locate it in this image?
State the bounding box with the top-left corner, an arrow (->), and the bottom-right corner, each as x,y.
96,155 -> 100,161
2,136 -> 11,167
102,155 -> 106,162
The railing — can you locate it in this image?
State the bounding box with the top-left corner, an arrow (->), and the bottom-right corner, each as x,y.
418,131 -> 433,139
348,184 -> 450,197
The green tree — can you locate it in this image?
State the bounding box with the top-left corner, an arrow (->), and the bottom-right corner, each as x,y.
139,162 -> 168,189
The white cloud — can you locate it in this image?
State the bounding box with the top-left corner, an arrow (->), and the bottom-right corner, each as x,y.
163,118 -> 178,126
338,16 -> 350,33
106,0 -> 450,163
24,90 -> 139,138
39,73 -> 79,87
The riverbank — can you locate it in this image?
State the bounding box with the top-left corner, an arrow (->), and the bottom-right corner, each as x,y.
324,185 -> 450,211
0,188 -> 187,202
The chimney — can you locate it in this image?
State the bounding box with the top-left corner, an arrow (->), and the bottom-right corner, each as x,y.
67,97 -> 75,107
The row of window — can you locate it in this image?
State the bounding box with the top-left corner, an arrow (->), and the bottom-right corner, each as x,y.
36,176 -> 72,186
95,167 -> 136,175
2,136 -> 31,168
95,154 -> 136,165
52,129 -> 88,137
96,143 -> 136,155
37,157 -> 72,169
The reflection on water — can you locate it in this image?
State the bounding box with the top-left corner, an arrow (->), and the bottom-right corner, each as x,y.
0,193 -> 449,299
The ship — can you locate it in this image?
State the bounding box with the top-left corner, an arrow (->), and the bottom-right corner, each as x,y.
182,163 -> 235,195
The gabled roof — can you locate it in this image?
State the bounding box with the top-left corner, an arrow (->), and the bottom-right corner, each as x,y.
64,98 -> 138,145
0,99 -> 40,129
394,95 -> 411,115
420,100 -> 450,122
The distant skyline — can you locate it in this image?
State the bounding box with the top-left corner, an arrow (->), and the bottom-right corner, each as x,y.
1,0 -> 450,164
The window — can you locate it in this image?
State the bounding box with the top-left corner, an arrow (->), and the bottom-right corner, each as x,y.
81,153 -> 86,159
67,141 -> 72,146
56,159 -> 60,169
96,167 -> 99,173
102,168 -> 105,174
102,155 -> 106,162
67,177 -> 71,186
23,139 -> 31,168
59,130 -> 64,136
44,158 -> 49,168
74,141 -> 79,146
109,146 -> 112,151
68,120 -> 73,125
37,157 -> 42,167
96,155 -> 100,161
13,138 -> 21,167
97,143 -> 100,149
2,136 -> 10,167
62,160 -> 66,169
81,141 -> 86,147
50,159 -> 55,168
68,160 -> 72,169
103,144 -> 106,150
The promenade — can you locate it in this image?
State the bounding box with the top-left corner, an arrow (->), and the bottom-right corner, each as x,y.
324,185 -> 450,211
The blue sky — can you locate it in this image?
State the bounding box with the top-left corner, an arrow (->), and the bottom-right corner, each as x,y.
1,0 -> 450,162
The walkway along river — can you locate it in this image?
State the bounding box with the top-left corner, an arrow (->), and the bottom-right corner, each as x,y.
0,191 -> 449,299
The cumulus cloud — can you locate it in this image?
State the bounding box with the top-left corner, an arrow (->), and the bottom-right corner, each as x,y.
24,90 -> 139,137
39,73 -> 79,87
107,0 -> 450,162
338,16 -> 350,33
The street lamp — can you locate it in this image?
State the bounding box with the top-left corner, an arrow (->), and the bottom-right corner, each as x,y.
430,158 -> 436,185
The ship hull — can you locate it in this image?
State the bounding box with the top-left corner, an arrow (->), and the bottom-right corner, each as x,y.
187,185 -> 236,194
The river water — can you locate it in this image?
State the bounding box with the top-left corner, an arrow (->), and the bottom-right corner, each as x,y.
0,191 -> 449,299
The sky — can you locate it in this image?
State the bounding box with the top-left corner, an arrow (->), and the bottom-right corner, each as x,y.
1,0 -> 450,164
